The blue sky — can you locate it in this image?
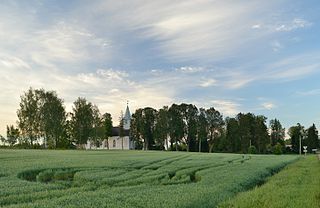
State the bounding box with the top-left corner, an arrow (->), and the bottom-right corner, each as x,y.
1,0 -> 320,136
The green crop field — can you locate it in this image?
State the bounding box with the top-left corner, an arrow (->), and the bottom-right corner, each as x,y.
0,150 -> 298,208
219,155 -> 320,208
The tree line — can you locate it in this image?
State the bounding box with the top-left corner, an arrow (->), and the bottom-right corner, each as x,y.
130,105 -> 319,154
1,88 -> 113,149
1,87 -> 319,154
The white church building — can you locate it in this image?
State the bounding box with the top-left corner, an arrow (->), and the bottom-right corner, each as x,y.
85,104 -> 135,150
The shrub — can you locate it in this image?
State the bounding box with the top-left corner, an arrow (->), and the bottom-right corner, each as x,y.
248,145 -> 257,154
274,143 -> 283,155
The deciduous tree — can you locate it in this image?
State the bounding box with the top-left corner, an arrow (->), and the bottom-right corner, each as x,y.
17,88 -> 41,146
70,97 -> 94,147
6,125 -> 20,146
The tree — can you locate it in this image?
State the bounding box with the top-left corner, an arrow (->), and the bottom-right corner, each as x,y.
17,88 -> 41,146
91,105 -> 104,148
306,124 -> 319,152
0,135 -> 5,145
131,108 -> 144,150
119,111 -> 125,150
38,90 -> 66,148
270,119 -> 285,146
197,108 -> 209,152
206,107 -> 224,152
288,123 -> 304,154
154,106 -> 169,150
184,104 -> 198,152
141,107 -> 157,150
168,104 -> 184,151
254,115 -> 269,153
102,113 -> 113,149
70,97 -> 94,147
6,125 -> 20,146
225,117 -> 240,152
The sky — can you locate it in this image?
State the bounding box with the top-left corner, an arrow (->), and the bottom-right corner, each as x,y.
1,0 -> 320,137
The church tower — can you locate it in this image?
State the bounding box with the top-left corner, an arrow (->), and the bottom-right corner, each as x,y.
123,102 -> 131,130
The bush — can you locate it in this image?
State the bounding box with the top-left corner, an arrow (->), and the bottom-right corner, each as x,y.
274,143 -> 283,155
248,145 -> 257,154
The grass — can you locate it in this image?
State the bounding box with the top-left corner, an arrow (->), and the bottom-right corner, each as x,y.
219,155 -> 320,208
0,150 -> 299,207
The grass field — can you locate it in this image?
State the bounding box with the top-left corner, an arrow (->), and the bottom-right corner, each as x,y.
219,155 -> 320,208
0,150 -> 298,208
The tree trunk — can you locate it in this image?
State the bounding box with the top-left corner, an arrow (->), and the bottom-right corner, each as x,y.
187,137 -> 190,152
166,137 -> 169,150
175,138 -> 178,151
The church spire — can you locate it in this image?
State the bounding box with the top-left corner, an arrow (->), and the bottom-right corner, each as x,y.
123,101 -> 131,130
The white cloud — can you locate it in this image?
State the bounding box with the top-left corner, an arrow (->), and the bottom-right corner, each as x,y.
89,0 -> 294,62
220,53 -> 320,89
262,102 -> 276,110
175,66 -> 205,73
0,55 -> 31,69
199,78 -> 216,87
251,24 -> 261,29
275,18 -> 312,32
210,100 -> 240,116
97,69 -> 129,81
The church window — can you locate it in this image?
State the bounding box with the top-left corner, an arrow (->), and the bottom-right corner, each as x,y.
113,140 -> 116,148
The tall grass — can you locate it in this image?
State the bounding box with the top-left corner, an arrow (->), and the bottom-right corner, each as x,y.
218,155 -> 320,208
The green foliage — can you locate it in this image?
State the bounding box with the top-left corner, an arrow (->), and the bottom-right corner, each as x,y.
197,108 -> 209,152
6,125 -> 20,146
0,150 -> 298,208
248,145 -> 257,154
206,107 -> 224,152
168,104 -> 184,151
102,113 -> 113,149
17,88 -> 41,146
39,90 -> 66,149
154,106 -> 169,150
70,97 -> 95,146
288,123 -> 305,153
306,124 -> 319,152
270,118 -> 285,146
273,143 -> 283,155
131,107 -> 157,150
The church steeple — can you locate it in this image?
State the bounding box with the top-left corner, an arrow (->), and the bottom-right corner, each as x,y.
123,101 -> 131,130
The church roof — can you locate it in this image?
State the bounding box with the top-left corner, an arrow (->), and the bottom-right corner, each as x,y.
111,127 -> 130,137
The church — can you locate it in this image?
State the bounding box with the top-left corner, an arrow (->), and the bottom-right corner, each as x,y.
85,104 -> 135,150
